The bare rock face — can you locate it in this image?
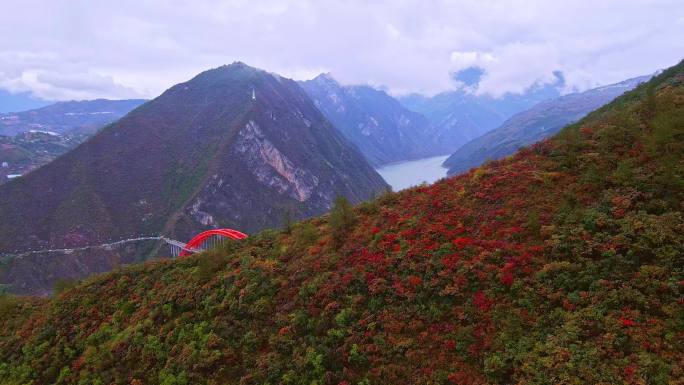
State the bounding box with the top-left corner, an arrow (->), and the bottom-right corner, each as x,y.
0,62 -> 388,294
235,120 -> 316,202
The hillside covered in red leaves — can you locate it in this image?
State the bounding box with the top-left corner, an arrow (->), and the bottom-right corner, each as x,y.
1,61 -> 683,385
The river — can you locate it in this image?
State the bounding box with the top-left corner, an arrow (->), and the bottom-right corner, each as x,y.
376,155 -> 450,191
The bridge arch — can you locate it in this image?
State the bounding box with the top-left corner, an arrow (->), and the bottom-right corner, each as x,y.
178,228 -> 248,257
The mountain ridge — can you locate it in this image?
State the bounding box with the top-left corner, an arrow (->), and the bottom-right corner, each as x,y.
443,74 -> 652,175
0,62 -> 388,293
0,62 -> 387,251
0,98 -> 147,137
0,99 -> 147,181
399,79 -> 562,150
300,74 -> 444,166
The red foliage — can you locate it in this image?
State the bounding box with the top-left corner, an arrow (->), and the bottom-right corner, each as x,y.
341,272 -> 353,285
392,279 -> 406,297
500,271 -> 514,286
472,291 -> 493,312
452,237 -> 475,249
620,317 -> 637,328
562,299 -> 576,311
623,365 -> 637,381
441,254 -> 461,270
71,356 -> 85,371
407,275 -> 423,288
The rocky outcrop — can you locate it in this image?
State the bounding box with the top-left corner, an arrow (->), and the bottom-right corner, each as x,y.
235,120 -> 316,202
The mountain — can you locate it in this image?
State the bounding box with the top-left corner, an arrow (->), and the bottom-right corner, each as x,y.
1,60 -> 682,384
0,62 -> 387,258
443,75 -> 651,175
0,89 -> 52,113
0,99 -> 146,183
400,81 -> 561,150
0,99 -> 147,137
0,130 -> 88,184
300,74 -> 441,166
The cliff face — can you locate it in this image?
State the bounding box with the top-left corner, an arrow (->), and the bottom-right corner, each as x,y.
0,63 -> 387,294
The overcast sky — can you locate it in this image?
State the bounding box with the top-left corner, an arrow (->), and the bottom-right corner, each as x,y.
1,0 -> 682,101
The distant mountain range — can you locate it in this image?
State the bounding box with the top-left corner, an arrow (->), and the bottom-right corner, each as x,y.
0,99 -> 147,137
0,131 -> 84,183
0,89 -> 52,113
400,79 -> 562,150
0,63 -> 387,271
0,75 -> 565,175
0,99 -> 147,183
443,75 -> 651,175
300,74 -> 442,166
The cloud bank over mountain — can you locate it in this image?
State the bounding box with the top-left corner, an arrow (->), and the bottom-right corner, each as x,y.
1,0 -> 682,100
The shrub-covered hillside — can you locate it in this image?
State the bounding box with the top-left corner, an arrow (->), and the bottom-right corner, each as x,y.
1,61 -> 683,384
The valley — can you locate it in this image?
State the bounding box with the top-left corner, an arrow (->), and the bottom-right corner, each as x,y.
1,58 -> 681,384
0,64 -> 666,296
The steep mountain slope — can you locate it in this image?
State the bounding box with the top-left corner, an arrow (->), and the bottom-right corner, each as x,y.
400,83 -> 560,150
444,75 -> 651,175
0,99 -> 146,136
301,74 -> 441,166
0,63 -> 388,255
1,60 -> 683,384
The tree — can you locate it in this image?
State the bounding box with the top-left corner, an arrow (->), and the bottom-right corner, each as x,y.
281,206 -> 295,234
329,196 -> 356,248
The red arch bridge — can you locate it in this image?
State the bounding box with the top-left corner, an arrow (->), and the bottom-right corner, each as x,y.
163,228 -> 248,257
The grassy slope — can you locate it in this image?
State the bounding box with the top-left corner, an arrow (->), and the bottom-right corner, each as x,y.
1,62 -> 683,384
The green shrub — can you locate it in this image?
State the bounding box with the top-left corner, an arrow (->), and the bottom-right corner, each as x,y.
53,278 -> 78,295
329,196 -> 356,248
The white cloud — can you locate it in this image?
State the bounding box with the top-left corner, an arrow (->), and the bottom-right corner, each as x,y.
473,42 -> 562,97
450,51 -> 495,69
0,0 -> 682,100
